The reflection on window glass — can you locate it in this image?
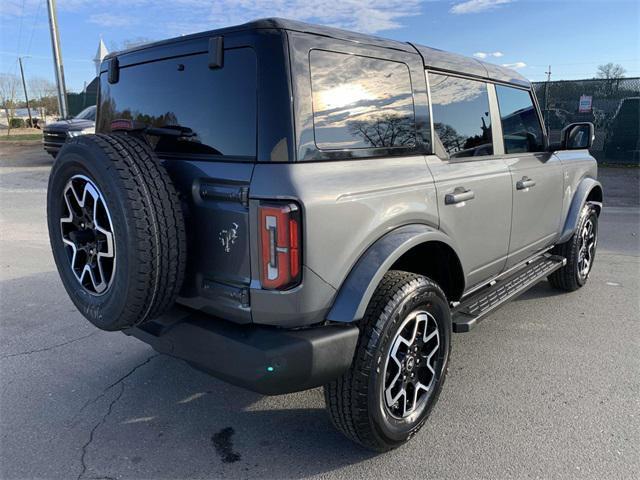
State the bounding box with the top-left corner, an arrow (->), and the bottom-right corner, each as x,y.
98,48 -> 257,158
429,73 -> 492,159
496,85 -> 544,153
75,106 -> 96,120
310,50 -> 416,150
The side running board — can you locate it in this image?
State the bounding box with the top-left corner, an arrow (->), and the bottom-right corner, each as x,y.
452,254 -> 566,333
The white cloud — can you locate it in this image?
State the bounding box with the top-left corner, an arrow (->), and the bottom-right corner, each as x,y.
4,1 -> 425,36
89,13 -> 135,28
473,51 -> 504,59
201,0 -> 424,34
502,62 -> 527,69
450,0 -> 513,15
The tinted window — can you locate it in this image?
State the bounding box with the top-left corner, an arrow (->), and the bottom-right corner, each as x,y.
310,50 -> 416,150
76,106 -> 96,121
98,48 -> 256,158
429,73 -> 492,159
496,85 -> 544,153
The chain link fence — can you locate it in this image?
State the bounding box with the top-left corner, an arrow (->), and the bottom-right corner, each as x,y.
533,77 -> 640,164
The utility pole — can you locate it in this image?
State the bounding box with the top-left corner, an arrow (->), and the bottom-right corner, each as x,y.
18,57 -> 33,128
46,0 -> 68,118
543,65 -> 552,133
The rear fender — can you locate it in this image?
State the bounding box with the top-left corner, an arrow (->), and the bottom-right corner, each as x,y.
326,225 -> 463,323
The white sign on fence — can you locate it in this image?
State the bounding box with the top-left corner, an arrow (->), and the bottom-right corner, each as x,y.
578,95 -> 593,113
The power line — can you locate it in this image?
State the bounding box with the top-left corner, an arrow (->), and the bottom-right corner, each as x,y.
15,0 -> 26,60
25,0 -> 45,57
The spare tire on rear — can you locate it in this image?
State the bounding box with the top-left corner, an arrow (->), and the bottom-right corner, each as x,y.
47,134 -> 186,331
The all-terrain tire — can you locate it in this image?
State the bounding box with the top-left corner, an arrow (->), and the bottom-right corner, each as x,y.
324,271 -> 452,452
548,204 -> 598,291
47,134 -> 186,331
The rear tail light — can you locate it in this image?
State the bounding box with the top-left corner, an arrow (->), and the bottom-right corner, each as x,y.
258,202 -> 301,290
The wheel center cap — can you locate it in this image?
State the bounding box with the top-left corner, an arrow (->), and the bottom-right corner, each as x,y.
406,356 -> 415,372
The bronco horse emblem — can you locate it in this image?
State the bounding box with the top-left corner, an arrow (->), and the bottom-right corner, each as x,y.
219,222 -> 239,253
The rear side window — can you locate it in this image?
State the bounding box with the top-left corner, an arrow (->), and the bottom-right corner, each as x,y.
495,85 -> 544,154
98,48 -> 256,159
309,50 -> 416,150
428,73 -> 493,159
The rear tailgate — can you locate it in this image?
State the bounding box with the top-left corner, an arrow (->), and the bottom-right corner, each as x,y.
97,44 -> 258,323
166,161 -> 254,323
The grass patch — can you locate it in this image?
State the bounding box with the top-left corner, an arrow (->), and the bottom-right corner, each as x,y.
0,134 -> 43,142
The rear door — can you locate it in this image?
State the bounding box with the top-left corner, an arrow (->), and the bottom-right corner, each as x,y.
493,85 -> 564,267
426,72 -> 512,289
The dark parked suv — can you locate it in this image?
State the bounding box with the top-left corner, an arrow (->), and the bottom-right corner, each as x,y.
47,19 -> 602,451
43,105 -> 96,157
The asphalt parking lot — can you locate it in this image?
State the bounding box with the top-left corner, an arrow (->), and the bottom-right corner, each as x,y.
1,143 -> 639,479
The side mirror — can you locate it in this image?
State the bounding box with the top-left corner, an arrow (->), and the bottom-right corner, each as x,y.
560,122 -> 595,150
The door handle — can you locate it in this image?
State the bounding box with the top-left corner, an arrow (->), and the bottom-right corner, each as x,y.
445,187 -> 475,205
516,177 -> 536,190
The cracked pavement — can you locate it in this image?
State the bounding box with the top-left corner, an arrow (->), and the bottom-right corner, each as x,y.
1,144 -> 639,479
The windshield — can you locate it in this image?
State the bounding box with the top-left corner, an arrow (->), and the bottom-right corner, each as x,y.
75,106 -> 96,121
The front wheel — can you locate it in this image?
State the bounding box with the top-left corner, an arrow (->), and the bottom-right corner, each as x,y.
548,204 -> 598,291
324,271 -> 451,452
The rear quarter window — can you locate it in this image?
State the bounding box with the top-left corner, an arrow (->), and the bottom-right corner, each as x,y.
309,50 -> 416,150
97,47 -> 257,159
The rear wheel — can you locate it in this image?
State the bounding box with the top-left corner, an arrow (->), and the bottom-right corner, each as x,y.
548,204 -> 598,291
324,271 -> 451,452
47,134 -> 186,331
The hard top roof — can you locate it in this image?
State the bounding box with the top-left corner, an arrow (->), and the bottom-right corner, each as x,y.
105,17 -> 529,88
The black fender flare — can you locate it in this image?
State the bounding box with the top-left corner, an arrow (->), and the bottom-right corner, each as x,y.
326,224 -> 464,323
558,178 -> 603,244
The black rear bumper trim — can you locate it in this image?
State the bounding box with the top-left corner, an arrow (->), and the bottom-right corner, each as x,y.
125,306 -> 359,395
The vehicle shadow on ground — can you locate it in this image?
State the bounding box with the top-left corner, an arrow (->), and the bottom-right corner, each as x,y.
514,279 -> 567,302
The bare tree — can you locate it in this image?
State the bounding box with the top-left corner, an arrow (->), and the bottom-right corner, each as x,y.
28,77 -> 59,117
596,63 -> 626,79
0,73 -> 20,135
28,77 -> 56,100
348,114 -> 415,148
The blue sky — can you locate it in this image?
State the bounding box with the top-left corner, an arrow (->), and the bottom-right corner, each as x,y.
1,0 -> 639,93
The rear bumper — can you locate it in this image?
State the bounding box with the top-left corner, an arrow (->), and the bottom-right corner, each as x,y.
124,306 -> 359,395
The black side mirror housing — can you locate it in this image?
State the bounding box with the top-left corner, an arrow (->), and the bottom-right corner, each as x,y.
560,122 -> 595,150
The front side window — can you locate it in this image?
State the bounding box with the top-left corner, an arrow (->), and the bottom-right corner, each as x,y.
429,73 -> 493,159
310,50 -> 416,150
495,85 -> 544,154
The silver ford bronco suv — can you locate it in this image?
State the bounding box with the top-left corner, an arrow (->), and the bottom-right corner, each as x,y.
47,19 -> 603,451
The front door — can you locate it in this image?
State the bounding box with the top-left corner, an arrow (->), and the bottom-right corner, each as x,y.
426,72 -> 512,289
493,85 -> 564,267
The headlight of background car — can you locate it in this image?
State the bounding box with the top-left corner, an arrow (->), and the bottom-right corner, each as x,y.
67,127 -> 95,137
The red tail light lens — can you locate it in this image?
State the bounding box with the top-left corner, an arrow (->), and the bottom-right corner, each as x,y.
258,202 -> 301,290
